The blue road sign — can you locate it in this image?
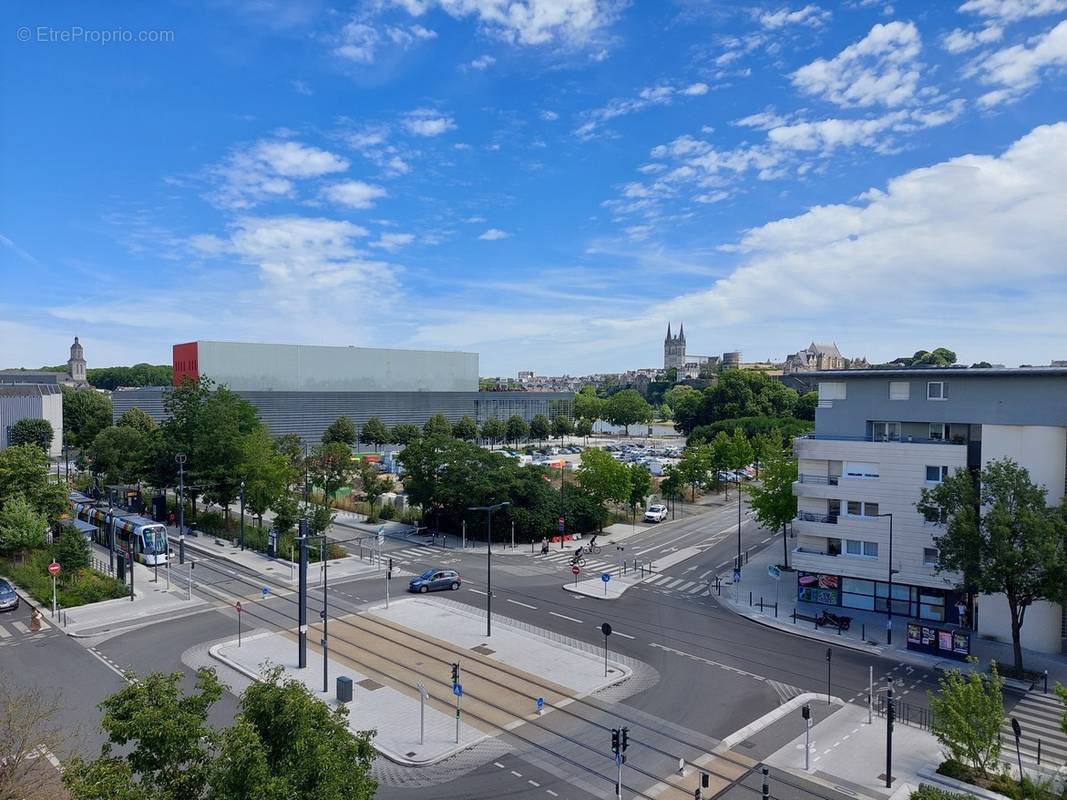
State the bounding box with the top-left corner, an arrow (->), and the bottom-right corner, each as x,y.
732,568 -> 741,583
453,683 -> 463,697
536,697 -> 544,710
601,572 -> 611,583
261,586 -> 270,598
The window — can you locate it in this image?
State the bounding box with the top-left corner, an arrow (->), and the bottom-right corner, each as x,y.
889,381 -> 910,400
923,547 -> 939,567
923,506 -> 949,524
845,500 -> 879,516
828,499 -> 841,516
818,382 -> 847,401
845,539 -> 879,557
926,465 -> 949,482
871,421 -> 900,441
927,381 -> 946,400
843,461 -> 879,479
929,423 -> 948,441
847,501 -> 862,516
827,538 -> 841,556
863,541 -> 879,557
863,502 -> 880,517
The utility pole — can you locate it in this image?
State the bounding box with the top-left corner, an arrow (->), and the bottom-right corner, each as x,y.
885,678 -> 895,788
469,501 -> 510,637
320,539 -> 329,693
239,480 -> 246,551
451,662 -> 461,744
176,453 -> 187,565
298,516 -> 308,669
736,474 -> 742,572
559,460 -> 565,550
802,704 -> 811,771
826,647 -> 832,705
877,513 -> 895,644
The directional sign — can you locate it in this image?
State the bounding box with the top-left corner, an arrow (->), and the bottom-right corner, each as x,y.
571,565 -> 580,576
601,572 -> 611,583
261,586 -> 270,598
536,697 -> 544,711
453,683 -> 463,697
767,564 -> 781,580
47,561 -> 61,577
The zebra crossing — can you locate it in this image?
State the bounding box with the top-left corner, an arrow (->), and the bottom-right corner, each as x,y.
639,572 -> 712,597
537,548 -> 619,577
1003,689 -> 1067,769
0,614 -> 57,646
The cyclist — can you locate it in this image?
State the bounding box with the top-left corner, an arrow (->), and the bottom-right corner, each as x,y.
571,545 -> 584,565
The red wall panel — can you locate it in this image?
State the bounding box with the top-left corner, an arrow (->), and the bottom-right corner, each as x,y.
172,342 -> 199,386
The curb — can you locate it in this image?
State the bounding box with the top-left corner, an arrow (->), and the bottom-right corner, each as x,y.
715,692 -> 844,752
561,578 -> 644,600
66,602 -> 211,638
915,767 -> 1013,800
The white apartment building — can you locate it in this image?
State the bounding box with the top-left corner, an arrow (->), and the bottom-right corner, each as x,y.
792,368 -> 1066,655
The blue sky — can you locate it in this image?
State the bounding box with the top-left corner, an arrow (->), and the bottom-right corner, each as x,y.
2,0 -> 1066,376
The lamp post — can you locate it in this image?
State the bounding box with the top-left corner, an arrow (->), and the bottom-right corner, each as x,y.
239,480 -> 246,551
875,513 -> 895,645
559,460 -> 565,550
469,502 -> 510,637
736,473 -> 743,572
176,453 -> 187,565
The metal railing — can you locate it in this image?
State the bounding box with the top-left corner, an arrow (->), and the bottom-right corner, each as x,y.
874,695 -> 933,730
796,511 -> 838,524
798,433 -> 965,446
797,474 -> 840,485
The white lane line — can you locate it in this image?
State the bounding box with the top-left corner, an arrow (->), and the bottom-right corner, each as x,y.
760,537 -> 772,544
507,599 -> 537,609
528,780 -> 541,787
645,575 -> 668,585
698,570 -> 712,580
677,581 -> 695,591
494,762 -> 506,769
468,588 -> 487,595
614,631 -> 635,640
547,791 -> 559,797
717,560 -> 732,569
0,625 -> 11,638
663,579 -> 684,589
87,648 -> 129,680
510,770 -> 523,778
550,612 -> 583,623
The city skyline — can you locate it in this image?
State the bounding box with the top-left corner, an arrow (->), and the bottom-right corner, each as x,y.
2,1 -> 1066,374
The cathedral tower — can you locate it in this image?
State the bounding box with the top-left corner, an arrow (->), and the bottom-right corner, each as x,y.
663,323 -> 686,370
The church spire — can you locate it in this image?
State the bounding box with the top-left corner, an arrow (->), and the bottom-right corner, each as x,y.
678,322 -> 685,341
666,322 -> 672,341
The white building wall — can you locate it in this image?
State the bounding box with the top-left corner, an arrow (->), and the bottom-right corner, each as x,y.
0,389 -> 63,458
978,595 -> 1064,653
980,424 -> 1067,505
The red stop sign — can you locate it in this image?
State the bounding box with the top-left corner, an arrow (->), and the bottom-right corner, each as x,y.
571,565 -> 580,576
48,561 -> 60,576
235,601 -> 242,614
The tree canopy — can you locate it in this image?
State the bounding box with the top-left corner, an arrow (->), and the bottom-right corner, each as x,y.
480,417 -> 505,448
389,423 -> 422,447
116,407 -> 157,435
62,386 -> 112,448
505,415 -> 529,445
321,416 -> 357,447
8,417 -> 54,452
451,416 -> 479,442
604,389 -> 651,435
85,363 -> 172,391
576,448 -> 631,530
360,416 -> 389,451
529,414 -> 552,444
572,386 -> 604,422
0,444 -> 68,520
423,413 -> 453,438
745,447 -> 797,566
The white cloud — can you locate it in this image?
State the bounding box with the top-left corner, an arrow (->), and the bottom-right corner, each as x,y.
253,141 -> 349,177
290,80 -> 314,95
968,20 -> 1067,106
759,5 -> 831,29
540,110 -> 559,121
576,81 -> 711,139
370,232 -> 415,251
791,21 -> 923,107
388,0 -> 619,47
466,54 -> 496,70
403,108 -> 457,136
682,82 -> 709,96
942,24 -> 1003,53
323,180 -> 388,208
209,141 -> 349,210
479,228 -> 510,240
957,0 -> 1067,22
334,19 -> 436,63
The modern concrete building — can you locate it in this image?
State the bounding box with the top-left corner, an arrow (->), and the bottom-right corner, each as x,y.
792,367 -> 1066,655
114,340 -> 573,444
0,384 -> 63,458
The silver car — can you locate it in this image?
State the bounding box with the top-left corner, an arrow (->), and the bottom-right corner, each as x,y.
0,578 -> 19,612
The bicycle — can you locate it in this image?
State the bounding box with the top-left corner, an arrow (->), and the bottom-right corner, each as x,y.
585,543 -> 601,555
570,556 -> 588,568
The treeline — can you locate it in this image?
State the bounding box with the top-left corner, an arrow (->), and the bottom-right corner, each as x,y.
34,362 -> 172,389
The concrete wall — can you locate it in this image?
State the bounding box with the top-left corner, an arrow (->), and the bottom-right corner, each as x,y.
977,594 -> 1064,653
196,341 -> 479,393
0,385 -> 63,458
980,424 -> 1067,505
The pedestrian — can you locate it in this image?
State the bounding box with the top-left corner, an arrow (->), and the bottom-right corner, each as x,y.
30,607 -> 42,632
540,537 -> 549,556
168,510 -> 176,527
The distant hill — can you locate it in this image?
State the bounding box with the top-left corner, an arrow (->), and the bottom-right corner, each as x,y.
86,363 -> 172,390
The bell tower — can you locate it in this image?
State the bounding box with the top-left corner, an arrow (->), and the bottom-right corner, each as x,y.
68,336 -> 86,383
663,323 -> 686,370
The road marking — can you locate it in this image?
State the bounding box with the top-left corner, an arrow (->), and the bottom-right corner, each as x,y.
0,625 -> 11,638
494,762 -> 506,769
677,581 -> 695,592
87,647 -> 129,680
12,621 -> 29,633
698,570 -> 712,580
528,780 -> 541,787
760,537 -> 771,544
648,642 -> 765,682
510,770 -> 523,778
547,791 -> 559,797
507,599 -> 537,609
717,560 -> 732,569
550,612 -> 583,623
468,589 -> 487,595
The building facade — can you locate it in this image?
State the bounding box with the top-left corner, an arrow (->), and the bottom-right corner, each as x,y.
0,384 -> 63,458
664,324 -> 686,371
0,337 -> 90,388
792,367 -> 1066,654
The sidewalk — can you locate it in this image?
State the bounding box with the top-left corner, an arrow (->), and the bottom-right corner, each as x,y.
712,545 -> 1067,686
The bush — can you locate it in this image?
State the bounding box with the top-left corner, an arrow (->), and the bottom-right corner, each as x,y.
1,549 -> 127,608
911,784 -> 975,800
377,504 -> 396,520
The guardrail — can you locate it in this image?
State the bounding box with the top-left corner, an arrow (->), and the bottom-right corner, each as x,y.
797,474 -> 840,485
796,511 -> 839,524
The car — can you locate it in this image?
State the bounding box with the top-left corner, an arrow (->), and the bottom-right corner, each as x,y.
408,569 -> 462,593
0,578 -> 19,612
643,504 -> 669,523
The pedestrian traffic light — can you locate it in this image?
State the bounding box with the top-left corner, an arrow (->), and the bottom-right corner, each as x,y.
451,663 -> 460,684
802,704 -> 810,720
388,557 -> 393,580
886,698 -> 896,725
620,727 -> 629,752
701,772 -> 710,789
610,728 -> 620,755
825,647 -> 832,662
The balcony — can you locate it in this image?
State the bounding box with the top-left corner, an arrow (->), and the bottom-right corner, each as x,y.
797,511 -> 837,524
797,474 -> 839,485
797,434 -> 963,445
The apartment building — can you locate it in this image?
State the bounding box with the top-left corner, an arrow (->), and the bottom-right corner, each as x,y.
792,368 -> 1066,655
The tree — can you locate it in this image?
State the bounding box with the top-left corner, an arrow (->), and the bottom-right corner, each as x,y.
929,662 -> 1004,777
309,503 -> 334,537
552,415 -> 574,441
451,416 -> 479,443
659,465 -> 683,516
0,496 -> 47,560
675,445 -> 712,501
628,464 -> 652,523
8,418 -> 54,452
795,391 -> 818,422
239,428 -> 293,528
709,432 -> 734,499
358,459 -> 390,512
87,426 -> 146,486
322,416 -> 357,447
0,444 -> 67,520
575,417 -> 593,443
750,430 -> 781,479
605,389 -> 651,436
84,363 -> 171,391
505,415 -> 529,446
919,458 -> 1067,674
423,413 -> 453,439
0,678 -> 70,800
480,417 -> 505,450
360,416 -> 389,451
270,495 -> 300,537
529,414 -> 551,446
390,423 -> 422,447
116,407 -> 157,435
54,526 -> 91,572
745,449 -> 797,567
307,442 -> 355,502
62,386 -> 112,448
576,448 -> 631,530
664,385 -> 702,435
572,386 -> 604,423
1057,683 -> 1066,736
698,370 -> 800,425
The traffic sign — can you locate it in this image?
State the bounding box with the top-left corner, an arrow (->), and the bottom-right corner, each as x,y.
261,586 -> 270,598
767,564 -> 781,580
377,525 -> 385,545
453,683 -> 463,697
601,622 -> 612,637
571,565 -> 580,576
235,601 -> 242,614
601,572 -> 611,583
558,516 -> 565,533
47,561 -> 60,577
732,568 -> 741,583
536,697 -> 544,711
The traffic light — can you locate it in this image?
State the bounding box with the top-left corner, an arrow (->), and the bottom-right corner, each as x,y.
388,557 -> 393,580
801,704 -> 810,721
620,727 -> 629,753
886,697 -> 896,725
610,728 -> 620,755
451,663 -> 460,684
825,647 -> 832,662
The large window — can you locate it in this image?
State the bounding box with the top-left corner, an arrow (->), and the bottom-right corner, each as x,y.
845,500 -> 880,517
927,381 -> 946,400
889,381 -> 910,400
845,539 -> 879,557
819,382 -> 847,401
871,421 -> 900,441
923,547 -> 939,567
843,461 -> 879,479
925,465 -> 949,482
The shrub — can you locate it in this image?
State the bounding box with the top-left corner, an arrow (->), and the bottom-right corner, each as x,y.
378,504 -> 396,520
911,784 -> 975,800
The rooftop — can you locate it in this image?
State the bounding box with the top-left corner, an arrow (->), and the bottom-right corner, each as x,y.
811,366 -> 1067,379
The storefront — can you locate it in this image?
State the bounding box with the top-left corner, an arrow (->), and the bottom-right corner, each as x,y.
797,571 -> 966,625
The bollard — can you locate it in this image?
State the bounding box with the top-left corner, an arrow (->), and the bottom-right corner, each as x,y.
862,623 -> 866,641
792,609 -> 796,624
749,591 -> 752,607
1043,669 -> 1048,694
1037,739 -> 1042,764
774,602 -> 778,619
838,621 -> 842,635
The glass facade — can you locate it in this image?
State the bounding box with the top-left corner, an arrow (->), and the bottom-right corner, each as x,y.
797,571 -> 960,623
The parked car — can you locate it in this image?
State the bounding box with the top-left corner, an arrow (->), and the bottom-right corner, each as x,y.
0,578 -> 19,612
643,504 -> 669,523
408,569 -> 462,593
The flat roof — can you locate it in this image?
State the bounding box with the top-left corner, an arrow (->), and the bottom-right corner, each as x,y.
810,367 -> 1067,379
178,340 -> 478,357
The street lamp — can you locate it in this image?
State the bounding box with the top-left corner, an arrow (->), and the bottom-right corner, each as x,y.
239,480 -> 246,551
175,453 -> 187,565
875,513 -> 895,645
736,473 -> 743,572
469,502 -> 510,637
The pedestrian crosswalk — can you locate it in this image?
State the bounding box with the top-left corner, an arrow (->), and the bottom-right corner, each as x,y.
640,573 -> 712,597
0,614 -> 55,646
1003,689 -> 1067,769
537,548 -> 619,576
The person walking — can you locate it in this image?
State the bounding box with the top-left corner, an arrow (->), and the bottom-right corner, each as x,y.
540,537 -> 549,556
30,607 -> 42,632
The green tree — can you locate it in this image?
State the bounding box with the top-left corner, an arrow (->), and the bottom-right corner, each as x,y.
572,386 -> 604,423
1056,683 -> 1066,736
659,465 -> 683,515
627,464 -> 652,523
576,448 -> 631,531
529,414 -> 551,445
64,757 -> 149,800
360,416 -> 389,451
1,679 -> 71,800
390,423 -> 422,447
451,415 -> 479,443
358,459 -> 390,513
675,445 -> 712,501
709,431 -> 734,499
54,526 -> 91,572
239,428 -> 293,528
575,417 -> 594,442
919,459 -> 1067,674
664,385 -> 702,435
309,503 -> 335,536
321,416 -> 357,447
270,494 -> 300,537
0,496 -> 48,559
87,426 -> 146,486
8,417 -> 54,452
0,444 -> 67,519
85,363 -> 171,391
480,417 -> 505,449
62,386 -> 112,448
116,407 -> 157,435
604,389 -> 651,436
423,413 -> 453,439
745,449 -> 798,566
307,442 -> 355,502
699,370 -> 799,425
929,662 -> 1004,777
552,415 -> 574,441
505,415 -> 529,446
795,391 -> 818,422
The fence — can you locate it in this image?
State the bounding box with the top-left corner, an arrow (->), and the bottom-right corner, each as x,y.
874,695 -> 934,731
90,556 -> 114,578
